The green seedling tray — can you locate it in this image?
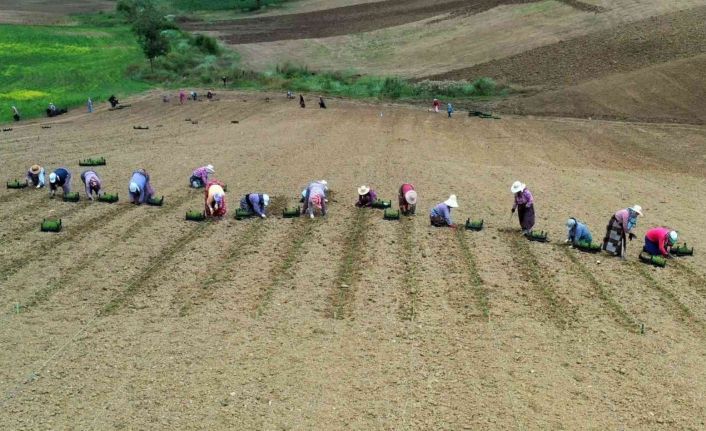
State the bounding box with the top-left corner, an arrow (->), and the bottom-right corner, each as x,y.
528,230 -> 549,243
78,157 -> 106,166
576,241 -> 602,253
63,192 -> 80,202
670,243 -> 694,257
371,199 -> 391,209
147,196 -> 164,206
465,218 -> 484,231
41,218 -> 62,232
640,252 -> 666,268
7,179 -> 28,189
283,206 -> 301,218
235,208 -> 255,220
98,193 -> 119,203
383,209 -> 400,220
186,210 -> 206,221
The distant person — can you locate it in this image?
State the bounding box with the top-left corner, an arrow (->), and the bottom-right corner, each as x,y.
643,227 -> 678,258
240,192 -> 270,218
108,95 -> 119,108
602,205 -> 642,259
432,99 -> 440,113
302,180 -> 328,218
205,180 -> 227,217
447,102 -> 454,118
207,90 -> 214,100
319,96 -> 327,109
399,183 -> 417,215
430,195 -> 458,228
80,169 -> 104,201
189,164 -> 214,188
355,185 -> 377,208
11,105 -> 20,121
179,90 -> 186,105
26,164 -> 45,188
510,181 -> 535,235
221,76 -> 228,87
48,167 -> 71,197
299,94 -> 306,108
190,91 -> 197,101
287,90 -> 294,99
162,94 -> 170,103
87,97 -> 93,113
128,169 -> 155,205
565,218 -> 592,246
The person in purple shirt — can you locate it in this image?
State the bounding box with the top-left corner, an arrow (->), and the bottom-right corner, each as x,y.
128,169 -> 155,204
48,167 -> 71,197
355,185 -> 377,208
510,181 -> 535,235
240,193 -> 270,218
190,164 -> 214,188
430,194 -> 458,228
80,170 -> 104,201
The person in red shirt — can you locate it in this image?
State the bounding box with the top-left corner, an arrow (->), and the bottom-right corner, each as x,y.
398,183 -> 417,215
644,227 -> 678,257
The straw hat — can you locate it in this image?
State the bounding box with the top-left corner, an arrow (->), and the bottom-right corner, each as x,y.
404,190 -> 417,205
444,194 -> 458,208
205,164 -> 215,174
49,172 -> 57,184
668,230 -> 678,245
358,185 -> 370,196
510,181 -> 525,194
630,205 -> 643,216
30,165 -> 41,174
263,194 -> 270,206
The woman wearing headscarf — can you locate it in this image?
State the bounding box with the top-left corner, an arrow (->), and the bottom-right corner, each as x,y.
26,164 -> 45,188
128,169 -> 155,205
189,164 -> 214,188
240,193 -> 269,218
510,181 -> 535,235
643,227 -> 678,258
80,170 -> 104,201
565,218 -> 592,246
398,183 -> 417,215
205,180 -> 227,217
602,205 -> 642,258
355,185 -> 377,208
48,167 -> 71,197
302,180 -> 328,218
430,194 -> 458,228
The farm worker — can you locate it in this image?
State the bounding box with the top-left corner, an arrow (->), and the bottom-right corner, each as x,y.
432,99 -> 440,113
108,95 -> 119,108
299,94 -> 306,108
48,167 -> 71,197
48,102 -> 57,114
355,185 -> 377,208
128,169 -> 155,205
190,164 -> 214,188
26,164 -> 45,188
643,227 -> 677,258
87,97 -> 93,113
319,96 -> 327,109
430,194 -> 458,228
447,102 -> 454,118
300,180 -> 328,203
191,91 -> 197,101
602,205 -> 642,258
399,183 -> 417,215
287,90 -> 294,99
80,170 -> 104,201
11,106 -> 20,121
207,90 -> 214,100
179,90 -> 186,104
302,180 -> 328,218
205,180 -> 227,217
240,193 -> 270,218
510,181 -> 535,235
565,218 -> 592,245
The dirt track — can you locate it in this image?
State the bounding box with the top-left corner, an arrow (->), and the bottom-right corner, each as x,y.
1,92 -> 705,429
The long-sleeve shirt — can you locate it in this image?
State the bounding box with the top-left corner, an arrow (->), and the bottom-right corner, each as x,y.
646,227 -> 671,256
81,170 -> 103,197
129,170 -> 150,203
192,166 -> 210,184
512,188 -> 533,210
26,167 -> 45,187
430,203 -> 452,225
49,168 -> 71,193
206,184 -> 225,207
243,193 -> 266,217
613,208 -> 637,233
400,183 -> 415,195
304,182 -> 327,214
356,190 -> 378,207
568,222 -> 592,244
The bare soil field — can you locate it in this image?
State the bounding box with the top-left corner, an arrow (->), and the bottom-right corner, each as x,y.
1,92 -> 705,429
0,0 -> 114,24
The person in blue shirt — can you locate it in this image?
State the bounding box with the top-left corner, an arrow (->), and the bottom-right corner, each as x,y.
566,218 -> 593,245
128,169 -> 155,204
430,195 -> 458,228
48,167 -> 71,197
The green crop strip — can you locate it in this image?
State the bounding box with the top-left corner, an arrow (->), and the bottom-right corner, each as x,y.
331,208 -> 371,320
399,217 -> 419,321
455,229 -> 490,319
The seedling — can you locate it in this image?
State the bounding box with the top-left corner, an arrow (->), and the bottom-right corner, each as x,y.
383,209 -> 400,220
186,210 -> 206,222
63,192 -> 80,202
283,206 -> 301,218
235,208 -> 255,220
527,230 -> 549,243
78,157 -> 106,166
98,193 -> 119,203
576,240 -> 602,253
670,243 -> 694,257
371,199 -> 391,209
465,218 -> 484,231
6,179 -> 28,189
147,196 -> 164,206
41,218 -> 62,232
2,128 -> 12,132
640,251 -> 666,268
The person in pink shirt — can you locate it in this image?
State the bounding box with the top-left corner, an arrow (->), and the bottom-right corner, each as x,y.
179,90 -> 186,105
643,227 -> 678,257
602,204 -> 642,258
399,183 -> 417,215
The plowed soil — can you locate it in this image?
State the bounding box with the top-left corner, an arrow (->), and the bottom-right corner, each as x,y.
0,0 -> 114,24
1,92 -> 705,429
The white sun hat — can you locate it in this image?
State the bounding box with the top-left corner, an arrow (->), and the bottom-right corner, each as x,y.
630,205 -> 643,216
510,181 -> 525,194
263,194 -> 270,206
205,164 -> 215,173
405,190 -> 417,205
668,230 -> 678,245
358,185 -> 370,196
444,194 -> 459,208
49,172 -> 57,183
129,182 -> 140,193
566,218 -> 577,228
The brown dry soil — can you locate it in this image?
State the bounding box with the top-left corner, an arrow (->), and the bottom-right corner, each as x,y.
0,0 -> 114,24
1,92 -> 706,429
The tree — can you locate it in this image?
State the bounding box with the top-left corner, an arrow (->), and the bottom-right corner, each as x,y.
131,2 -> 171,71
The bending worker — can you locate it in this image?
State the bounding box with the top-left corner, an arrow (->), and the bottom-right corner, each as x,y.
355,185 -> 377,208
27,164 -> 45,188
399,183 -> 417,215
240,192 -> 269,218
81,170 -> 104,201
565,218 -> 592,246
602,205 -> 642,259
430,194 -> 458,228
190,164 -> 214,188
511,181 -> 535,235
48,167 -> 71,197
643,227 -> 678,258
205,180 -> 227,217
128,169 -> 155,205
302,180 -> 328,218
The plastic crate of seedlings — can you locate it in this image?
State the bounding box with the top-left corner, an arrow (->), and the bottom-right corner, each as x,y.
6,179 -> 28,189
98,193 -> 119,203
78,157 -> 106,166
576,240 -> 602,253
185,210 -> 206,222
464,218 -> 484,231
670,243 -> 694,257
235,208 -> 255,220
371,199 -> 392,209
147,196 -> 164,206
63,192 -> 80,202
41,218 -> 62,232
527,230 -> 549,243
383,209 -> 400,220
283,206 -> 301,218
640,251 -> 667,268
